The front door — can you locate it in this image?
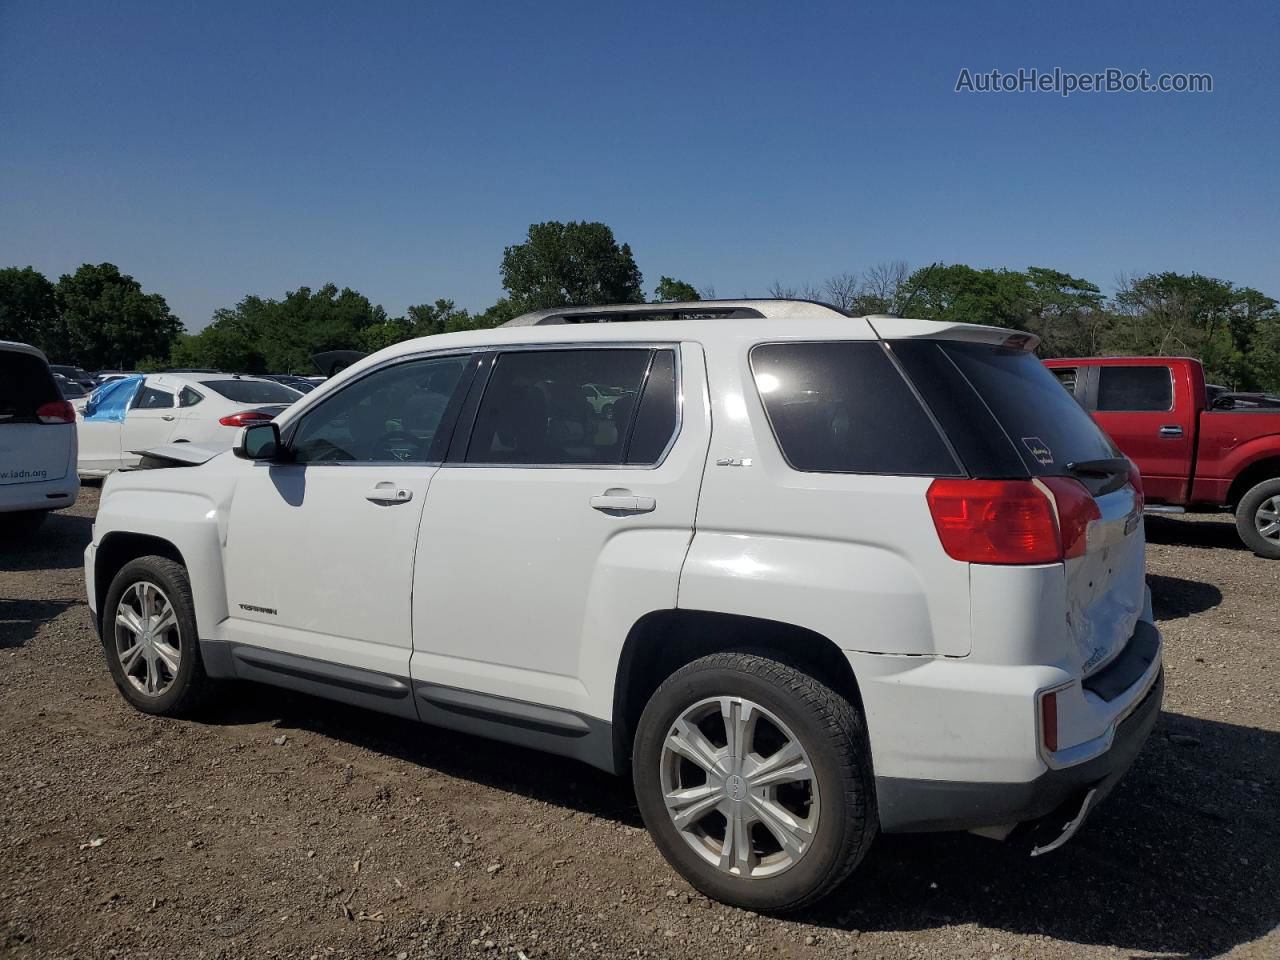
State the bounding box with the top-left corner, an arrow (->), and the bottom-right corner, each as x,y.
221,352 -> 474,678
1088,363 -> 1194,504
120,379 -> 180,466
411,344 -> 709,721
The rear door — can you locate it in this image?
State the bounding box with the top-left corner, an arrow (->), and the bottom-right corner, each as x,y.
1085,363 -> 1193,504
410,344 -> 708,720
120,378 -> 180,465
0,347 -> 70,487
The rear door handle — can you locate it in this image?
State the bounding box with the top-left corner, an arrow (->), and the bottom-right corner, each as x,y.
1158,425 -> 1183,437
161,414 -> 175,421
590,494 -> 656,514
367,482 -> 413,504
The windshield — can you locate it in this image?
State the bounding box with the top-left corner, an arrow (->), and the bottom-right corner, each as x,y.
203,379 -> 302,404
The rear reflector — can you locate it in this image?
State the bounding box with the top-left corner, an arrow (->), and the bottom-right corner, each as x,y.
36,401 -> 76,424
1040,691 -> 1059,752
926,476 -> 1099,564
219,411 -> 275,427
1126,459 -> 1145,512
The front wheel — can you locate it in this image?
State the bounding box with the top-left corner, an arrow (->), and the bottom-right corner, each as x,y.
632,652 -> 876,912
1236,478 -> 1280,559
102,555 -> 210,716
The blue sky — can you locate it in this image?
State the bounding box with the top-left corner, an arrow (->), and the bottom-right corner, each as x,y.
2,0 -> 1277,331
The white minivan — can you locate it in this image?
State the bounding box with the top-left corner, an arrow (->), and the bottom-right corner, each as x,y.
1,341 -> 79,533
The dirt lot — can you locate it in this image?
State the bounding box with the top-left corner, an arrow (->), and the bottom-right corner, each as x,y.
1,487 -> 1277,960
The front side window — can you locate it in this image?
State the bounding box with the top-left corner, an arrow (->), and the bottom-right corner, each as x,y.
1096,365 -> 1173,412
290,354 -> 470,463
133,385 -> 174,410
466,348 -> 676,466
751,341 -> 960,475
1051,367 -> 1078,393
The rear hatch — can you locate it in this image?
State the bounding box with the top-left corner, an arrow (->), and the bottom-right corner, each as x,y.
889,333 -> 1146,675
0,347 -> 73,485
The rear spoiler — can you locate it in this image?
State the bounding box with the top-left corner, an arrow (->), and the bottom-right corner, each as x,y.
865,316 -> 1039,352
127,442 -> 231,470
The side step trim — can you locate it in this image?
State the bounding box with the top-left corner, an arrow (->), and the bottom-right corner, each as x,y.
232,646 -> 411,698
414,683 -> 591,736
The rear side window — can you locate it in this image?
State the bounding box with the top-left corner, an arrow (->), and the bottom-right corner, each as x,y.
466,348 -> 668,465
1096,366 -> 1173,412
750,342 -> 960,475
0,350 -> 60,423
179,387 -> 203,408
898,341 -> 1118,477
204,379 -> 302,404
133,386 -> 174,410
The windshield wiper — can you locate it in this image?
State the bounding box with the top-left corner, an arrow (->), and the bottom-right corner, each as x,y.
1064,457 -> 1131,477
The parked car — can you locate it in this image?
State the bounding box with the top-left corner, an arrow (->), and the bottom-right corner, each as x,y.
78,372 -> 302,476
94,370 -> 141,386
1045,356 -> 1280,557
1,341 -> 78,533
54,375 -> 91,400
86,302 -> 1161,911
49,364 -> 97,390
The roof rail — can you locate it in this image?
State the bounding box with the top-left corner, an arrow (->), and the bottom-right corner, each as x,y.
502,299 -> 850,327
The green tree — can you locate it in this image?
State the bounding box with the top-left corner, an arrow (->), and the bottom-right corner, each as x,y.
654,277 -> 701,302
56,262 -> 182,369
0,266 -> 61,353
500,221 -> 644,313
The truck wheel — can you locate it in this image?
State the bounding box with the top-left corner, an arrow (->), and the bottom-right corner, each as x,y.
102,555 -> 210,716
632,652 -> 876,912
1236,478 -> 1280,559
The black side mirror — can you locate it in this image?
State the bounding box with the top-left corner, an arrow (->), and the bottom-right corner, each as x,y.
234,421 -> 281,461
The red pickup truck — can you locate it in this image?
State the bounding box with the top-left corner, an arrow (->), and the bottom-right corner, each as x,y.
1043,356 -> 1280,558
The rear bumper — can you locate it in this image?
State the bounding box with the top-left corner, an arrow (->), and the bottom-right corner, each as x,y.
876,668 -> 1163,833
0,474 -> 79,513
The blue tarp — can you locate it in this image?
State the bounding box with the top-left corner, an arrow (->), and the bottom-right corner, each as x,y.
83,375 -> 144,422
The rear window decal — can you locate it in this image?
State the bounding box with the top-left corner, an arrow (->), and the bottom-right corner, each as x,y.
1021,437 -> 1054,465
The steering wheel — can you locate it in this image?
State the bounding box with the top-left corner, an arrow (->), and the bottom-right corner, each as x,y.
371,429 -> 425,462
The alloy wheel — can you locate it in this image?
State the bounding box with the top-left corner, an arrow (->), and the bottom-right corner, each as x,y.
659,696 -> 819,880
1256,496 -> 1280,542
114,581 -> 182,697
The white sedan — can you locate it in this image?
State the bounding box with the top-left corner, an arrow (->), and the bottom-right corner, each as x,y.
78,372 -> 302,476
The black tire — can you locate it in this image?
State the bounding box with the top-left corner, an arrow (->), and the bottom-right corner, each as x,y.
632,652 -> 877,912
1235,478 -> 1280,559
0,510 -> 48,539
101,555 -> 210,716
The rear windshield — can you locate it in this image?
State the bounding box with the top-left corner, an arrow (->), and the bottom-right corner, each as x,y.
203,379 -> 302,404
0,350 -> 61,423
894,341 -> 1117,477
751,341 -> 961,475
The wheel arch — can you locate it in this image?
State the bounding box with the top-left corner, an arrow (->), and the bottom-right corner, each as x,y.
1227,455 -> 1280,511
611,609 -> 864,766
94,532 -> 187,634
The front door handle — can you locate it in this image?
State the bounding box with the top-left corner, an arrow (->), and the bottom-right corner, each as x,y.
1158,425 -> 1183,437
590,494 -> 656,514
367,482 -> 413,504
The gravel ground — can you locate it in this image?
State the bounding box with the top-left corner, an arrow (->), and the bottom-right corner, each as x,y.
1,488 -> 1277,960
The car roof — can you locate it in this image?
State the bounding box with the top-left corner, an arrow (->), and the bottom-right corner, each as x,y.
0,340 -> 49,362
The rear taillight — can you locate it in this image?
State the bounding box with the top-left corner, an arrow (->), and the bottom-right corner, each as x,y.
926,476 -> 1099,564
1040,690 -> 1059,752
219,411 -> 275,427
36,401 -> 76,424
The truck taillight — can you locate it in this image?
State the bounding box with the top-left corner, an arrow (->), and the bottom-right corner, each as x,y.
36,401 -> 76,424
219,411 -> 274,427
926,476 -> 1099,564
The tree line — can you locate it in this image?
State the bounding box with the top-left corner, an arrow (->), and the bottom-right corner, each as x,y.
2,220 -> 1277,390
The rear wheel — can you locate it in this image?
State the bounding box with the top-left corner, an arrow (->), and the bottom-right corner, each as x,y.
102,556 -> 210,715
632,652 -> 876,912
1236,478 -> 1280,559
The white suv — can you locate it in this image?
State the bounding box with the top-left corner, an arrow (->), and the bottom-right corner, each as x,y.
2,340 -> 79,533
84,301 -> 1163,911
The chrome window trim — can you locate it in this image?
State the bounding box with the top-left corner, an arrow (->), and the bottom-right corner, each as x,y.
446,342 -> 684,472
